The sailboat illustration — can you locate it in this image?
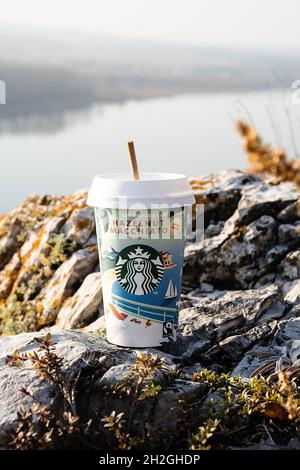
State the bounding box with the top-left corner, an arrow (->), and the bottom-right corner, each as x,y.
164,280 -> 178,299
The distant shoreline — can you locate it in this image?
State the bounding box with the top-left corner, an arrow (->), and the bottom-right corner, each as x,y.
0,59 -> 283,129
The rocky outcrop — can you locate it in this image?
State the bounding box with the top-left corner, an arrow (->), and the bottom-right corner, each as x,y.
0,170 -> 299,352
185,174 -> 298,290
0,330 -> 185,445
56,272 -> 103,329
0,191 -> 98,334
173,285 -> 284,360
38,247 -> 98,325
0,169 -> 299,449
0,330 -> 134,443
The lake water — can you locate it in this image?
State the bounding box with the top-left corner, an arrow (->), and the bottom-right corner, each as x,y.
0,90 -> 298,213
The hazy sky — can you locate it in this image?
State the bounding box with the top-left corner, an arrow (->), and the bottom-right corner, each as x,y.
1,0 -> 300,51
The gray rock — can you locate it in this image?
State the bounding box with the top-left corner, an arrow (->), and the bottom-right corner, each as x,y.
235,180 -> 297,226
198,282 -> 214,293
0,218 -> 23,269
56,272 -> 103,329
151,379 -> 206,433
290,340 -> 300,363
14,216 -> 65,286
190,170 -> 261,225
38,247 -> 98,325
91,363 -> 206,437
98,362 -> 168,390
205,221 -> 225,238
0,191 -> 99,333
231,338 -> 300,380
62,207 -> 95,245
0,172 -> 300,450
83,315 -> 106,333
283,280 -> 300,305
205,321 -> 277,361
265,245 -> 290,265
185,174 -> 299,291
259,300 -> 286,320
0,252 -> 21,299
231,350 -> 271,378
279,250 -> 300,280
278,200 -> 300,223
173,285 -> 280,359
274,306 -> 300,343
254,273 -> 276,289
186,214 -> 279,289
278,222 -> 300,244
83,233 -> 98,248
0,330 -> 135,444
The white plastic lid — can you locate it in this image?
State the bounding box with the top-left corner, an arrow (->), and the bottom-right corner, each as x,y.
87,172 -> 195,208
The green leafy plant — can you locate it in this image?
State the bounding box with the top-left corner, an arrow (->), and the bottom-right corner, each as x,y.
190,368 -> 300,449
114,352 -> 165,400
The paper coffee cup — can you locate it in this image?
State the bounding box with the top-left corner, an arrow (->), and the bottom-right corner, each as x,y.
87,173 -> 195,347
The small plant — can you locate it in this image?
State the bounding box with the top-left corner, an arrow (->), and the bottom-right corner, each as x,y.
189,419 -> 221,450
114,352 -> 165,401
0,294 -> 39,335
190,368 -> 300,449
7,333 -> 86,449
101,352 -> 166,449
42,233 -> 76,267
101,411 -> 137,450
192,369 -> 243,390
8,332 -> 74,410
10,401 -> 80,450
6,338 -> 300,450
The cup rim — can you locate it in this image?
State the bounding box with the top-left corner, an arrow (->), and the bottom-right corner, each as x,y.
93,172 -> 188,182
87,172 -> 195,208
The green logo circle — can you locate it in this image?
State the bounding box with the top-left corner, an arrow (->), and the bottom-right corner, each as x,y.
115,244 -> 164,295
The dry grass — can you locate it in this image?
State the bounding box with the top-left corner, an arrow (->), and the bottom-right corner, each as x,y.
236,120 -> 300,186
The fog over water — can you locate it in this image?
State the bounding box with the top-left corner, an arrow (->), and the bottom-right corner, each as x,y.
1,89 -> 299,213
0,28 -> 299,213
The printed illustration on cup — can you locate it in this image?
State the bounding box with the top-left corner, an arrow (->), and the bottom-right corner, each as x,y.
115,244 -> 165,295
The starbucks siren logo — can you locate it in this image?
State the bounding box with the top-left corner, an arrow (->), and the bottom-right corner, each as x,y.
115,245 -> 164,295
